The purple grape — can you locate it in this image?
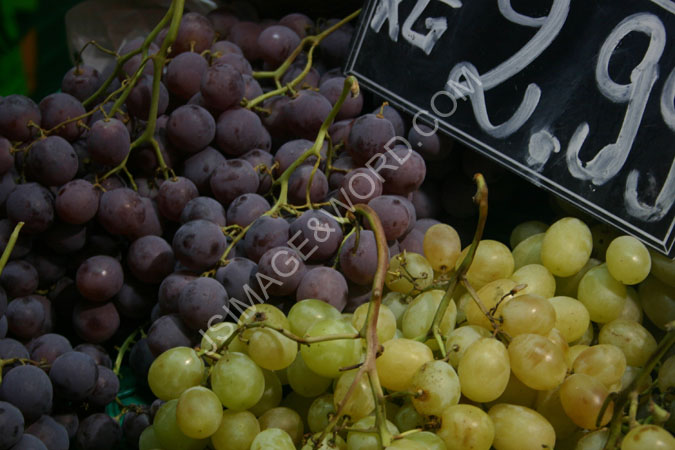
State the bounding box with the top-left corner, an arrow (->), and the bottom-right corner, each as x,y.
320,68 -> 343,85
347,114 -> 396,166
25,415 -> 69,450
166,52 -> 209,100
258,25 -> 300,67
0,260 -> 38,298
0,95 -> 41,142
114,280 -> 155,319
172,219 -> 227,271
282,89 -> 332,140
261,95 -> 291,141
119,38 -> 158,79
213,53 -> 252,75
328,155 -> 354,190
339,230 -> 378,286
97,188 -> 145,237
129,338 -> 154,381
377,147 -> 426,196
320,76 -> 363,120
407,122 -> 452,161
180,196 -> 226,226
6,182 -> 54,233
0,365 -> 52,422
54,179 -> 99,225
228,21 -> 263,61
179,277 -> 228,330
257,246 -> 306,296
210,159 -> 260,206
0,220 -> 31,260
0,172 -> 16,212
200,64 -> 244,111
157,176 -> 198,222
210,40 -> 243,58
127,235 -> 174,284
411,188 -> 439,219
24,252 -> 66,288
345,281 -> 372,313
215,107 -> 270,157
87,365 -> 119,407
208,8 -> 239,37
242,74 -> 263,100
43,222 -> 87,254
288,165 -> 329,205
0,136 -> 15,175
243,216 -> 289,263
296,267 -> 348,311
52,413 -> 78,440
368,195 -> 414,241
6,296 -> 46,340
0,286 -> 6,316
49,351 -> 98,402
0,338 -> 28,359
328,119 -> 354,149
339,167 -> 383,206
0,401 -> 24,449
26,136 -> 78,186
61,65 -> 101,102
75,413 -> 121,450
146,314 -> 193,357
215,257 -> 257,302
372,104 -> 406,136
27,333 -> 72,365
76,255 -> 124,302
281,64 -> 320,89
0,315 -> 7,339
279,13 -> 313,38
38,93 -> 85,141
181,146 -> 225,195
226,193 -> 269,227
74,343 -> 112,368
72,300 -> 120,344
173,12 -> 215,55
319,20 -> 353,66
274,139 -> 326,174
158,271 -> 197,314
87,118 -> 130,167
7,434 -> 47,450
167,105 -> 215,154
126,75 -> 169,120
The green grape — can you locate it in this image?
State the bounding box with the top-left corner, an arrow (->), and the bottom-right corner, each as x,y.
258,406 -> 304,445
559,374 -> 613,429
333,370 -> 374,421
620,365 -> 652,392
621,425 -> 675,449
287,352 -> 332,397
249,428 -> 295,450
238,304 -> 290,339
535,387 -> 579,439
500,294 -> 556,336
176,386 -> 223,439
308,394 -> 336,433
649,249 -> 675,287
486,373 -> 537,410
575,428 -> 608,450
280,391 -> 314,431
249,369 -> 283,417
571,322 -> 594,346
346,416 -> 399,450
458,240 -> 514,290
383,292 -> 411,329
598,319 -> 657,367
139,426 -> 162,450
510,263 -> 556,298
554,257 -> 601,298
618,287 -> 643,323
394,402 -> 424,432
437,404 -> 494,450
548,296 -> 590,343
210,351 -> 265,411
405,431 -> 447,450
445,325 -> 492,368
385,252 -> 435,294
657,355 -> 675,393
638,275 -> 675,330
488,404 -> 555,450
401,290 -> 456,339
590,223 -> 621,260
276,367 -> 289,385
458,338 -> 510,402
605,235 -> 651,285
540,217 -> 592,277
300,318 -> 362,378
386,438 -> 427,449
247,328 -> 297,371
211,410 -> 260,450
351,303 -> 397,343
464,278 -> 517,330
200,322 -> 238,353
566,344 -> 589,368
410,360 -> 460,416
508,333 -> 567,391
376,338 -> 434,392
288,299 -> 342,337
572,344 -> 626,388
154,399 -> 208,450
510,220 -> 548,248
547,327 -> 569,359
148,347 -> 205,400
577,264 -> 626,324
512,233 -> 544,270
301,434 -> 347,450
423,223 -> 462,273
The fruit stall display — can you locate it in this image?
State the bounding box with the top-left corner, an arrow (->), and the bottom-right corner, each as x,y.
0,1 -> 674,450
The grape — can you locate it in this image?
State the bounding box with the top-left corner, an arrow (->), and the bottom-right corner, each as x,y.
256,246 -> 306,296
176,197 -> 224,227
122,411 -> 151,448
241,148 -> 274,194
501,294 -> 556,336
153,400 -> 207,450
307,395 -> 335,433
367,195 -> 414,241
509,333 -> 567,391
300,318 -> 361,378
182,147 -> 225,195
39,93 -> 85,141
172,219 -> 227,271
540,217 -> 592,277
88,365 -> 120,407
460,240 -> 515,290
7,434 -> 47,450
126,75 -> 169,120
74,343 -> 112,368
0,338 -> 29,359
210,40 -> 243,58
282,90 -> 332,140
282,63 -> 320,89
249,369 -> 283,416
76,255 -> 123,302
211,351 -> 265,410
6,295 -> 46,340
352,302 -> 397,343
159,271 -> 197,314
385,252 -> 434,294
546,296 -> 590,343
649,249 -> 675,287
6,182 -> 54,234
200,64 -> 244,111
26,136 -> 77,186
213,52 -> 253,75
401,290 -> 456,339
577,264 -> 626,323
224,193 -> 268,228
288,165 -> 329,205
407,122 -> 449,162
27,333 -> 72,364
409,360 -> 460,416
146,314 -> 193,356
0,137 -> 13,176
178,277 -> 228,331
347,113 -> 396,165
166,52 -> 209,100
211,410 -> 260,450
71,300 -> 119,343
423,223 -> 461,273
0,401 -> 24,450
0,365 -> 52,422
333,370 -> 375,421
0,95 -> 41,142
488,404 -> 555,450
598,319 -> 657,367
287,352 -> 332,398
238,304 -> 290,340
290,211 -> 342,263
437,404 -> 494,450
376,338 -> 433,391
392,402 -> 423,432
339,230 -> 378,286
61,64 -> 101,101
287,298 -> 342,337
639,275 -> 675,329
243,216 -> 290,263
346,416 -> 399,450
605,235 -> 651,285
167,105 -> 215,154
250,428 -> 295,450
98,188 -> 146,237
573,344 -> 626,387
148,346 -> 204,401
258,25 -> 300,67
258,406 -> 304,445
55,179 -> 99,225
318,20 -> 352,66
119,38 -> 158,78
87,118 -> 130,166
0,316 -> 6,339
274,139 -> 325,174
138,426 -> 162,450
319,76 -> 363,120
559,373 -> 613,429
172,12 -> 215,54
510,221 -> 548,248
621,425 -> 675,450
210,159 -> 260,206
1,260 -> 38,297
49,351 -> 99,401
458,337 -> 510,402
248,328 -> 298,371
228,20 -> 263,60
175,386 -> 223,439
155,176 -> 197,222
127,235 -> 174,284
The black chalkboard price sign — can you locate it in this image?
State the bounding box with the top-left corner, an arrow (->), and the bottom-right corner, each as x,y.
345,0 -> 675,257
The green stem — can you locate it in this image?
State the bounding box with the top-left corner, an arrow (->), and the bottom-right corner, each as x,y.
0,222 -> 23,276
114,327 -> 142,376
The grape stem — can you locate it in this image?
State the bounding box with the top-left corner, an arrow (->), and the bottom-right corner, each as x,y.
0,357 -> 49,383
0,221 -> 23,276
601,324 -> 675,449
113,326 -> 142,376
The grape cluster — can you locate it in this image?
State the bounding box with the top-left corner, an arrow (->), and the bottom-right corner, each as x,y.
0,1 -> 674,450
